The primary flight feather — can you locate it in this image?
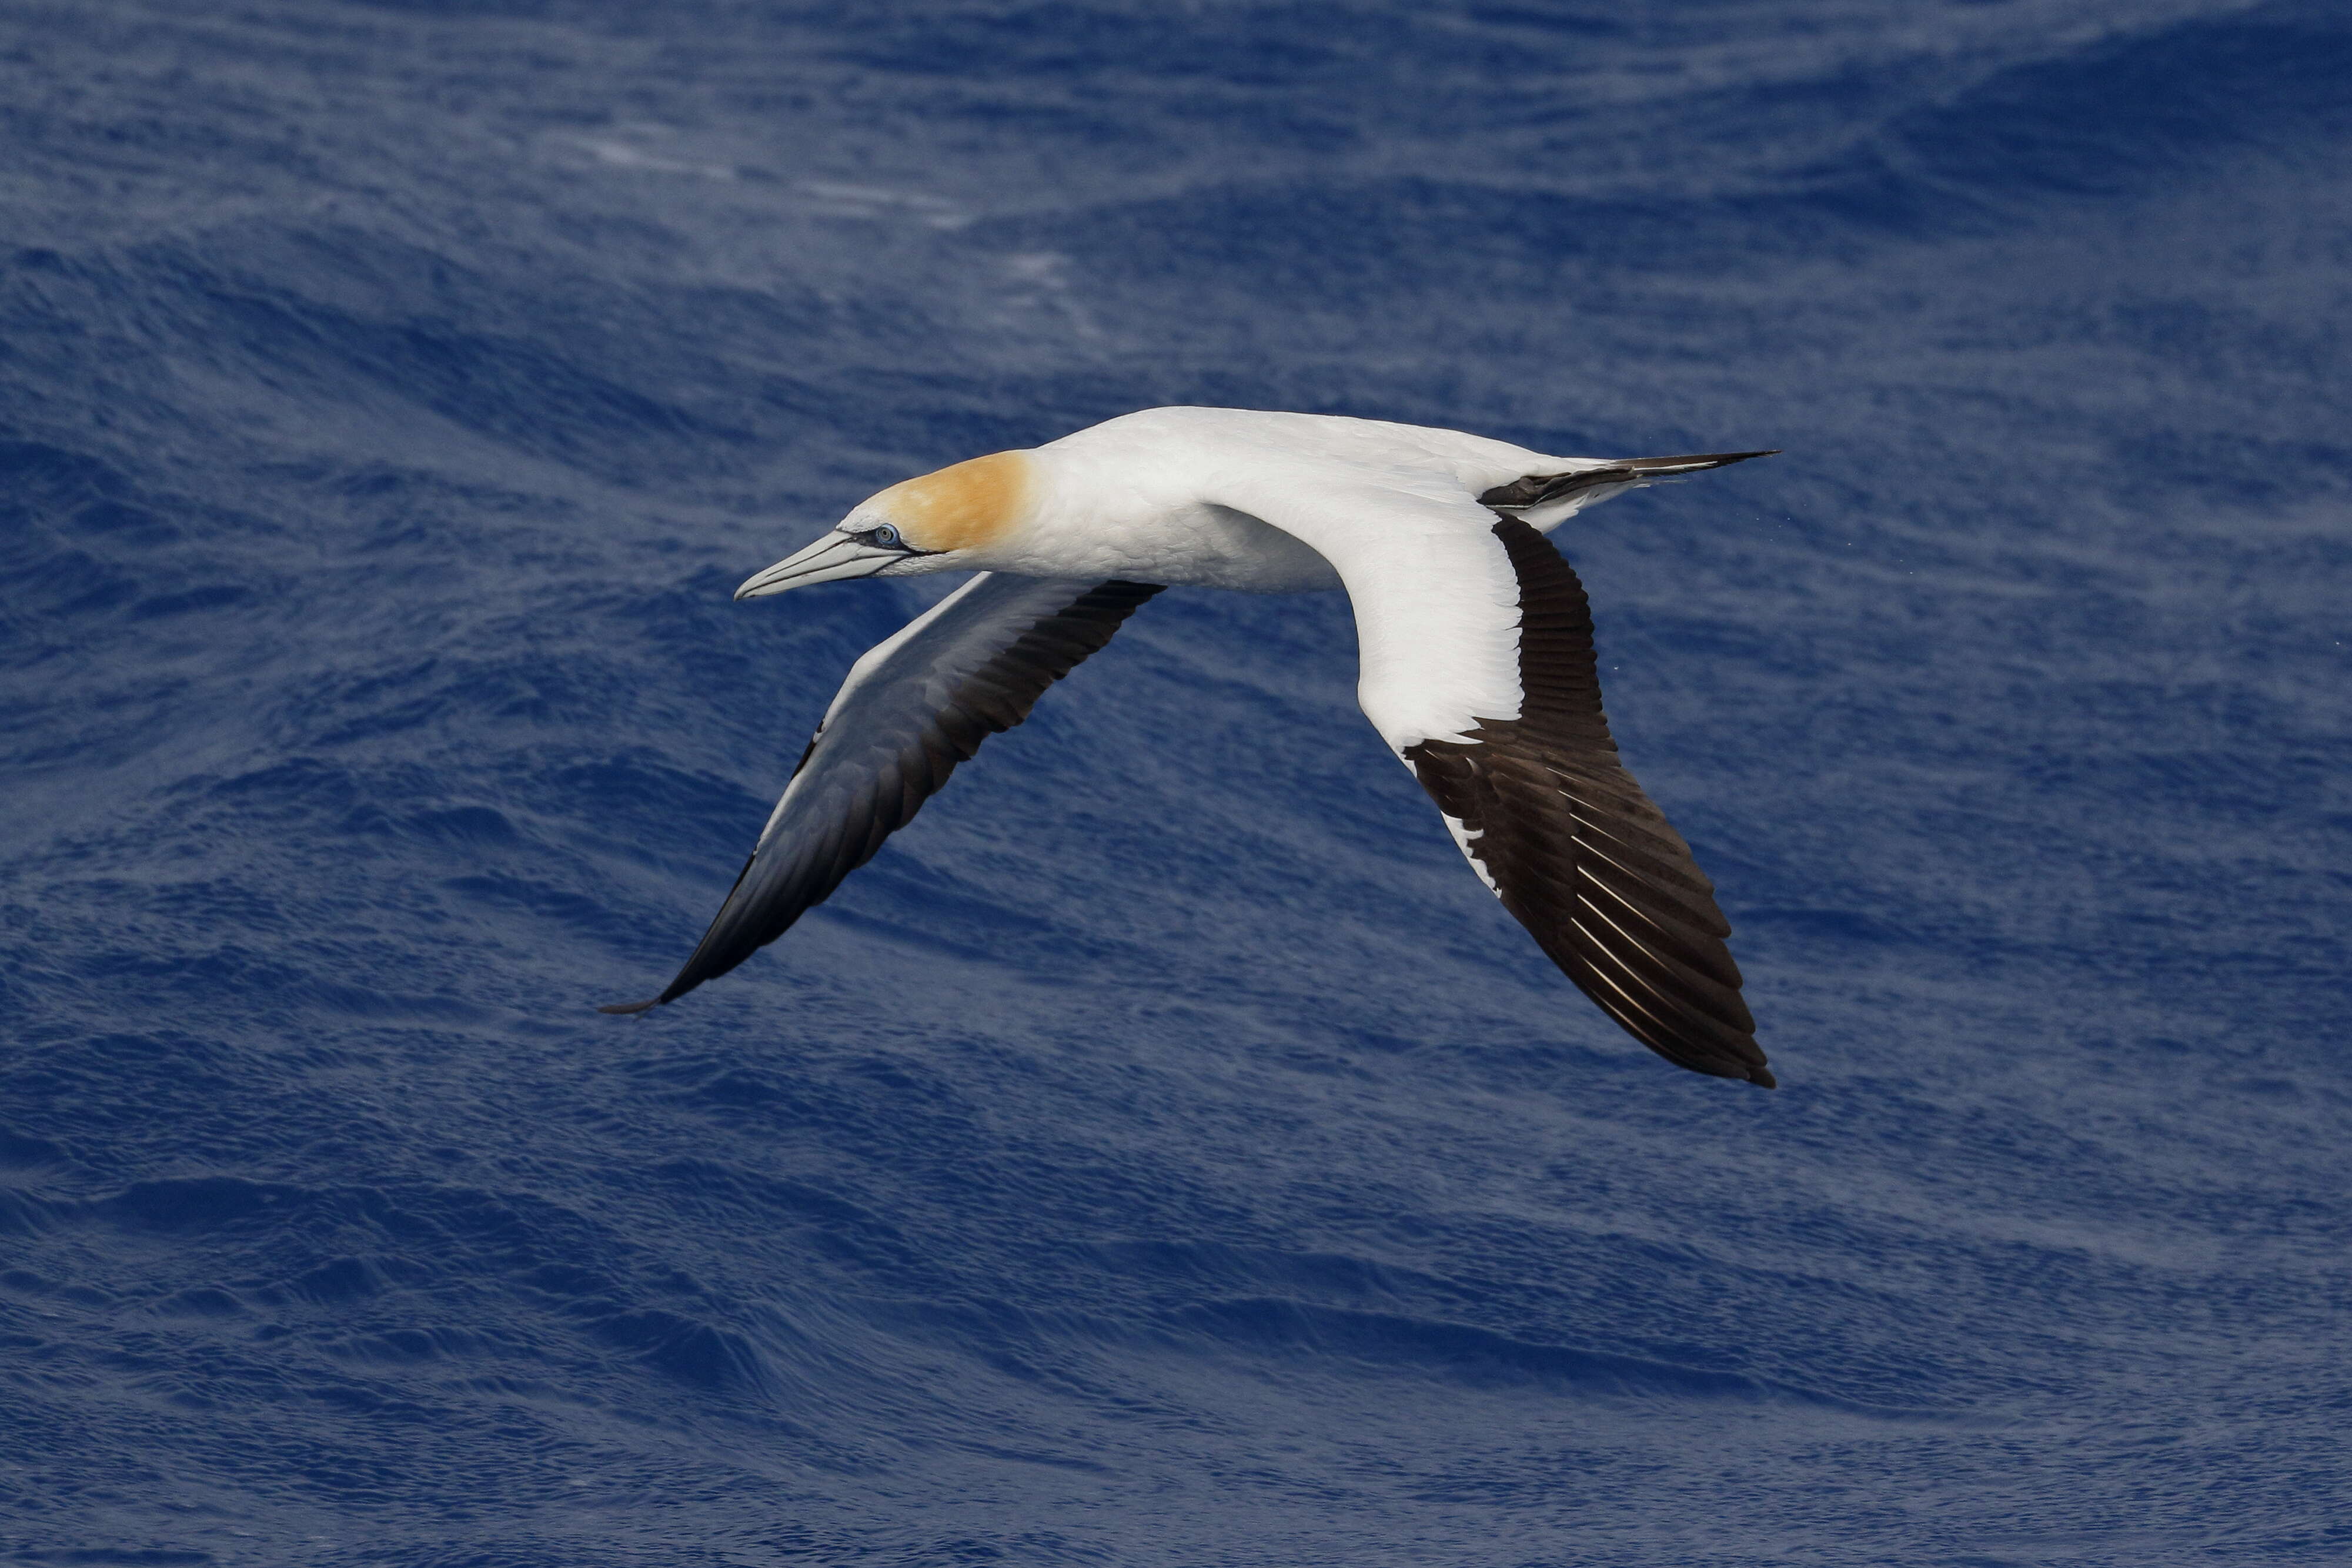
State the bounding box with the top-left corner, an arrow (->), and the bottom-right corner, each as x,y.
601,406 -> 1779,1088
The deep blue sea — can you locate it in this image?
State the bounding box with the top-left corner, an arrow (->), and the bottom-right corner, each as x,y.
5,2 -> 2350,1563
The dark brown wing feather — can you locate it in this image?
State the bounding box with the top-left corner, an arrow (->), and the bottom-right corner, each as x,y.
1403,517 -> 1772,1086
601,576 -> 1162,1014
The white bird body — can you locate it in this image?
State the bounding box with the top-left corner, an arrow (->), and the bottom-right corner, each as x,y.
1007,407 -> 1571,593
606,407 -> 1780,1088
876,407 -> 1628,590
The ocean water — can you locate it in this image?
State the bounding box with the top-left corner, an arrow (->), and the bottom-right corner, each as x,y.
4,2 -> 2349,1563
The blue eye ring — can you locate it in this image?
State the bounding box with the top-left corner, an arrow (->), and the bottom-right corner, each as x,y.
869,523 -> 903,548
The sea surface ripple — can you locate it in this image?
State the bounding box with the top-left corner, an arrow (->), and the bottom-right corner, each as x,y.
4,2 -> 2348,1564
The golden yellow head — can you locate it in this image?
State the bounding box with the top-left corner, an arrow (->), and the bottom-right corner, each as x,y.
734,447 -> 1039,600
870,449 -> 1034,553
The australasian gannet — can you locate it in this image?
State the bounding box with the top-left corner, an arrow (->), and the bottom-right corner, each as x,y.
601,407 -> 1779,1088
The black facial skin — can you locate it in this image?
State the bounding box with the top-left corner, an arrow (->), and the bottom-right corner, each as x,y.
858,523 -> 943,557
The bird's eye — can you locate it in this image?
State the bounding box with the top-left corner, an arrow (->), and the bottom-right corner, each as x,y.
869,524 -> 903,548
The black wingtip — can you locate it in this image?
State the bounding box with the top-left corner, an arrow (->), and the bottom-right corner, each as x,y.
1692,1055 -> 1776,1088
596,997 -> 662,1016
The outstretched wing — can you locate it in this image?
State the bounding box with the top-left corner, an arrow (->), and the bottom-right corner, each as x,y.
1212,468 -> 1770,1086
1407,517 -> 1768,1085
602,573 -> 1162,1014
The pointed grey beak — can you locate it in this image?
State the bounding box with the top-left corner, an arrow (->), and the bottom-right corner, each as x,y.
734,533 -> 899,600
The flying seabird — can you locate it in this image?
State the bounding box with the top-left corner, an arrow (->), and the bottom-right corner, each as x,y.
601,407 -> 1779,1087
